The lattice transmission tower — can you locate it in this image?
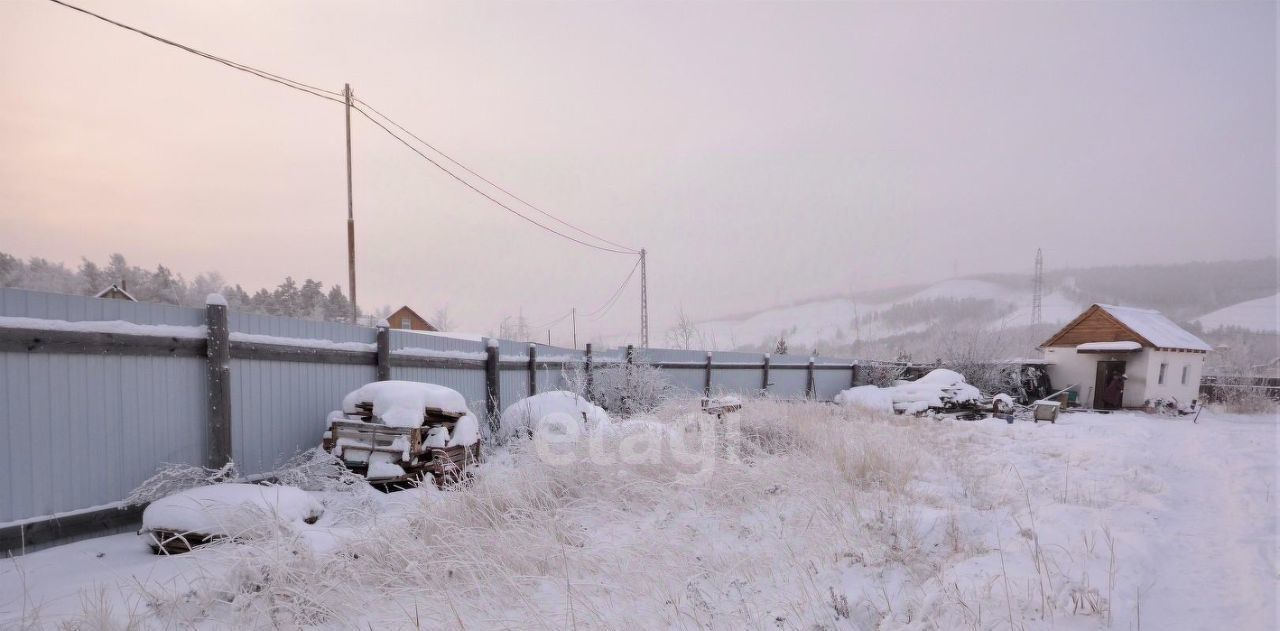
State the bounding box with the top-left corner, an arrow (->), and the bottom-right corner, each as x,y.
1031,248 -> 1044,326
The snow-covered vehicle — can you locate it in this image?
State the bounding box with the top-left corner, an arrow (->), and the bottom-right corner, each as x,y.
141,483 -> 323,554
323,381 -> 481,487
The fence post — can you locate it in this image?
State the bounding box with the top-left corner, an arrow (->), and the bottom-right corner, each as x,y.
806,357 -> 816,399
626,344 -> 635,365
584,343 -> 594,402
205,295 -> 232,469
375,322 -> 391,381
527,343 -> 537,396
761,353 -> 771,395
850,362 -> 859,388
484,338 -> 500,434
704,351 -> 713,398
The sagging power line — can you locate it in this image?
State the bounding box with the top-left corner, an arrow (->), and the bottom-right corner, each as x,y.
46,0 -> 650,340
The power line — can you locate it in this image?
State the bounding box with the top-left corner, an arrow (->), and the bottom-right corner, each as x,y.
351,104 -> 637,255
46,0 -> 344,104
355,98 -> 638,254
584,257 -> 642,320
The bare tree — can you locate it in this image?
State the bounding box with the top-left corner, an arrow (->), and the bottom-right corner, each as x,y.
431,306 -> 454,332
664,308 -> 702,350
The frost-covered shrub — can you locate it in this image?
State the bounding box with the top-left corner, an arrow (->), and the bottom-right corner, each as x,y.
124,460 -> 240,507
562,360 -> 672,417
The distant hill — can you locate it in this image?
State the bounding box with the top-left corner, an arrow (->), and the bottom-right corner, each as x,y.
692,258 -> 1278,364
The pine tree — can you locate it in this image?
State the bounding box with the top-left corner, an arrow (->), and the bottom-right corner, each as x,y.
299,279 -> 325,319
323,285 -> 351,322
774,333 -> 788,356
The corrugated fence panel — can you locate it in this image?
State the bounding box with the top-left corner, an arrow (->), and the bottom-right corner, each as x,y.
0,351 -> 205,523
390,330 -> 486,354
229,312 -> 375,344
660,368 -> 706,395
711,368 -> 764,397
767,368 -> 808,399
231,358 -> 375,476
0,287 -> 204,325
499,370 -> 530,413
815,370 -> 853,401
389,366 -> 489,426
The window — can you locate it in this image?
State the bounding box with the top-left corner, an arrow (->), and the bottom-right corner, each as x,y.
1181,365 -> 1189,385
400,317 -> 412,330
1158,362 -> 1168,385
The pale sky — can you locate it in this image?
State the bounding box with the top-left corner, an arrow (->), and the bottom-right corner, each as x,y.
1,0 -> 1275,343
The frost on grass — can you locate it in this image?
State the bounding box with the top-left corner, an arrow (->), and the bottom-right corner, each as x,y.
64,400 -> 1186,629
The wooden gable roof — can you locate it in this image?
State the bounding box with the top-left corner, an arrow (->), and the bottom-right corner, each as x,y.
1041,304 -> 1210,352
1041,304 -> 1152,349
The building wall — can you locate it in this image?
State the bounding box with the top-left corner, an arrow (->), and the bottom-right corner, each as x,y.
1044,346 -> 1204,407
1141,349 -> 1206,405
387,307 -> 435,332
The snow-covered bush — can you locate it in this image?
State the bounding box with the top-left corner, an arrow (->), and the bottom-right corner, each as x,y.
562,359 -> 672,417
499,390 -> 611,441
124,460 -> 240,507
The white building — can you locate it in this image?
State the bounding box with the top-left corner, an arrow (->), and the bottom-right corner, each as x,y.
1041,304 -> 1211,409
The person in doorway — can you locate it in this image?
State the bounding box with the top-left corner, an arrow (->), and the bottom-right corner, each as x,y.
1103,373 -> 1126,409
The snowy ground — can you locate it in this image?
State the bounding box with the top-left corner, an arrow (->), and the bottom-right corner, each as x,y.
2,402 -> 1275,629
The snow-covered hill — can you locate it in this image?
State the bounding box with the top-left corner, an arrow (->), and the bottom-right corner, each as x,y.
698,277 -> 1083,350
1194,293 -> 1279,332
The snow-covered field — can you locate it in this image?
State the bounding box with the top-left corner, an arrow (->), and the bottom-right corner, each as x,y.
2,402 -> 1276,629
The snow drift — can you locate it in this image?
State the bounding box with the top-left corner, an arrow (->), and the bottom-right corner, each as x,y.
836,368 -> 981,414
500,391 -> 611,439
141,483 -> 323,537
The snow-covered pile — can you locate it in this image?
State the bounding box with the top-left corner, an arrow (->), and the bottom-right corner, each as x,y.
500,391 -> 611,440
836,368 -> 982,414
833,385 -> 895,413
337,381 -> 479,448
141,483 -> 323,537
341,381 -> 469,427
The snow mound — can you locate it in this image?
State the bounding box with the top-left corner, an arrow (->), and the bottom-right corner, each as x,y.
500,391 -> 611,439
341,380 -> 470,428
833,385 -> 895,413
141,483 -> 323,536
836,368 -> 981,415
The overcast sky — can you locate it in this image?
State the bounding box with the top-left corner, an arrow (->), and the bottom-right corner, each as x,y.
1,0 -> 1275,342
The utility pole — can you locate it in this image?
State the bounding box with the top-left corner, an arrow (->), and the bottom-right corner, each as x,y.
344,83 -> 358,324
1031,248 -> 1043,326
571,307 -> 577,349
639,248 -> 648,348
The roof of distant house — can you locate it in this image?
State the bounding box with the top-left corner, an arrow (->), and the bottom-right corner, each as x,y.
93,283 -> 137,302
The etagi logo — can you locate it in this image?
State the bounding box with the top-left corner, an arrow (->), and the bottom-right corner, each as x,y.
529,411 -> 739,485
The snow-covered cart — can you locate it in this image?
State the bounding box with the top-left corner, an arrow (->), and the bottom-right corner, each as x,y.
323,381 -> 482,488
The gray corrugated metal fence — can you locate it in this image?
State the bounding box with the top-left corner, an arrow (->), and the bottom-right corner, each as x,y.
0,287 -> 866,533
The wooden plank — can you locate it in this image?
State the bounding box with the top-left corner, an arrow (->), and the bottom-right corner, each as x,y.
0,327 -> 205,358
230,341 -> 377,365
391,354 -> 486,370
0,504 -> 145,557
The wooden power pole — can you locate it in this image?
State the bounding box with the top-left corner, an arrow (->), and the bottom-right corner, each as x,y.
344,83 -> 358,324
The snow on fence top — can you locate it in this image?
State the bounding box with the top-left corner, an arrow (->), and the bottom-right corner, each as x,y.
1097,304 -> 1213,351
0,315 -> 206,338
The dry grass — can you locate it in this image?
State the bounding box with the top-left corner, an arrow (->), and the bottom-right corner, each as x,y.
35,397 -> 1135,629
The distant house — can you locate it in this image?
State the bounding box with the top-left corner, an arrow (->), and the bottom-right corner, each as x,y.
386,306 -> 437,332
1040,304 -> 1211,409
94,282 -> 137,302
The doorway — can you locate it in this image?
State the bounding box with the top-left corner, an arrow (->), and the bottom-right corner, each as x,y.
1093,360 -> 1127,409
